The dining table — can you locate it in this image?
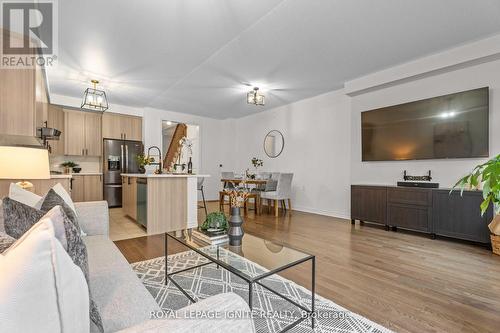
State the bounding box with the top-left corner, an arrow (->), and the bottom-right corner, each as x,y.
220,178 -> 268,215
220,178 -> 268,186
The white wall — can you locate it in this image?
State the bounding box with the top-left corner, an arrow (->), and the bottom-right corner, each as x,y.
233,90 -> 352,218
350,58 -> 500,188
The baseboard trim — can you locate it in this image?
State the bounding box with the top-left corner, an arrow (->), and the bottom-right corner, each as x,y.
291,205 -> 350,220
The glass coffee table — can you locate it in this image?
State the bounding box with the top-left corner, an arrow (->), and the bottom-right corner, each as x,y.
165,231 -> 315,332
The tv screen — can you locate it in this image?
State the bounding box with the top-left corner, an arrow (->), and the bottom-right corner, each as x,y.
361,87 -> 489,161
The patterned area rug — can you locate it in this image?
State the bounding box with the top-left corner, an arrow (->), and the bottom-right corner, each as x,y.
131,251 -> 392,333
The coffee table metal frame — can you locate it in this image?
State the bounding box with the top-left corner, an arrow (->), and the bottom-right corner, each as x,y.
164,232 -> 316,332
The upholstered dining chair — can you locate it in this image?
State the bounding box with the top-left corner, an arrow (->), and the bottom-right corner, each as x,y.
219,171 -> 235,213
260,173 -> 293,217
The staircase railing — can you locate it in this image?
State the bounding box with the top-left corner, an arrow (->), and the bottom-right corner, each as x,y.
163,123 -> 187,171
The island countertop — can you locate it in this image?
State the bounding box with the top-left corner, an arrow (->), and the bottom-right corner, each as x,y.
121,173 -> 210,178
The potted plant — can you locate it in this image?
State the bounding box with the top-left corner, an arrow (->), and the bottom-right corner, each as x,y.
224,184 -> 250,246
452,154 -> 500,255
136,154 -> 154,174
201,212 -> 228,231
60,161 -> 78,174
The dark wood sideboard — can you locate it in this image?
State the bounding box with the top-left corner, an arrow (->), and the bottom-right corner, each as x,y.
351,185 -> 493,244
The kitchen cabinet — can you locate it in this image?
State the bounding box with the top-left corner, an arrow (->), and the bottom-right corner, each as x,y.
102,113 -> 142,141
64,110 -> 102,156
0,58 -> 48,136
122,176 -> 137,220
71,175 -> 103,202
46,105 -> 65,155
71,175 -> 85,202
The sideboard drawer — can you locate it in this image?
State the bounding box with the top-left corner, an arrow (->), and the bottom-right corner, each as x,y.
387,187 -> 432,206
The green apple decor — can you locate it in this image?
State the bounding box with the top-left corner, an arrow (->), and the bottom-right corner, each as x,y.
453,154 -> 500,255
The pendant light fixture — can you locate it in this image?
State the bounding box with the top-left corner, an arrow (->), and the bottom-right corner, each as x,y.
247,87 -> 265,106
81,79 -> 109,111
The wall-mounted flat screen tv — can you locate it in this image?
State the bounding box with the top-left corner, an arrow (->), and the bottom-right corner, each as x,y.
361,87 -> 489,161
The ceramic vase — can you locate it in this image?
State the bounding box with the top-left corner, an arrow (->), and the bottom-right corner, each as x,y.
228,207 -> 244,246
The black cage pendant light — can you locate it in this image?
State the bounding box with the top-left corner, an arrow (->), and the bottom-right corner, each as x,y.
81,79 -> 109,111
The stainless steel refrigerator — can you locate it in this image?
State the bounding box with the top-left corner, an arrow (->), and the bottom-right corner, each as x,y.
103,138 -> 143,207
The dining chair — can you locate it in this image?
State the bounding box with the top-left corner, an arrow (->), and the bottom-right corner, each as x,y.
219,171 -> 235,213
260,173 -> 293,217
197,177 -> 208,217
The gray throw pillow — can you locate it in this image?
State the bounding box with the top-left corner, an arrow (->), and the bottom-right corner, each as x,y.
40,189 -> 84,236
2,197 -> 45,239
0,231 -> 15,253
53,206 -> 103,332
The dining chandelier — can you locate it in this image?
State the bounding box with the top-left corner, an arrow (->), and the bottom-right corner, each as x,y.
81,79 -> 109,111
247,87 -> 265,106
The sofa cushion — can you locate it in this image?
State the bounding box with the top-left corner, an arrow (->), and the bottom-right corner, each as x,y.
0,218 -> 89,333
84,235 -> 161,332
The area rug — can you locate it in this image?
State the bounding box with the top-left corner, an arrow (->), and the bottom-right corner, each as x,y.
131,250 -> 392,333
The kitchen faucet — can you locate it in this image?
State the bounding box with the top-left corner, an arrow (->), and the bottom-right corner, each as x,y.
147,146 -> 163,174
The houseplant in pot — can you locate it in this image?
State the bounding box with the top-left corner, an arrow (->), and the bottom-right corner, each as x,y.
452,154 -> 500,255
136,153 -> 154,174
224,183 -> 250,246
60,161 -> 78,174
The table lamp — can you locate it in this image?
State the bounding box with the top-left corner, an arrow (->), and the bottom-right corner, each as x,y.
0,134 -> 50,190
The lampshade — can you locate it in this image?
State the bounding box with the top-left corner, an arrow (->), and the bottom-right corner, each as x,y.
0,146 -> 50,179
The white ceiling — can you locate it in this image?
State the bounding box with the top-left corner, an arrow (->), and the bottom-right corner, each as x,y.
47,0 -> 500,119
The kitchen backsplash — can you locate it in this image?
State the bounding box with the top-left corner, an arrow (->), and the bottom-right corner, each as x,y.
50,155 -> 101,173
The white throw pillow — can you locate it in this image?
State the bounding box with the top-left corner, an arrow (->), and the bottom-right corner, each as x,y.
8,183 -> 43,208
0,219 -> 89,333
51,183 -> 78,217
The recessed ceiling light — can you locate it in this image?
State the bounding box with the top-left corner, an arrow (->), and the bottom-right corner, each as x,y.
166,121 -> 173,125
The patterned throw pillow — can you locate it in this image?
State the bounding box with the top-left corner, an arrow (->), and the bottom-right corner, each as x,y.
40,189 -> 84,236
0,231 -> 15,253
2,197 -> 45,239
49,206 -> 103,332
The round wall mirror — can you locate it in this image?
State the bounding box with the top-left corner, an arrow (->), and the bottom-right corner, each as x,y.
263,130 -> 284,158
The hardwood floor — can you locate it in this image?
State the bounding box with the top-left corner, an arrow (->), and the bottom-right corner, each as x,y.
114,202 -> 500,333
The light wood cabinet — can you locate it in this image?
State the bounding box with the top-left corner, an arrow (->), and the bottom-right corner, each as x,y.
0,30 -> 48,137
122,176 -> 137,220
84,113 -> 102,156
71,175 -> 103,202
0,178 -> 71,198
47,105 -> 65,155
64,110 -> 102,156
84,175 -> 103,201
102,113 -> 142,141
71,175 -> 85,202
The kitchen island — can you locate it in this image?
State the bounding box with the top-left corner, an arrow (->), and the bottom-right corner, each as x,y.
121,173 -> 209,235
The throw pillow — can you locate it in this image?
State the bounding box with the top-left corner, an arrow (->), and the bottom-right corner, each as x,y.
0,231 -> 15,253
8,183 -> 43,208
2,197 -> 45,239
41,189 -> 84,236
0,218 -> 89,333
42,205 -> 103,332
51,183 -> 78,217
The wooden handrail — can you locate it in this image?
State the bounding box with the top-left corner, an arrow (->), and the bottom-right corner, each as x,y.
163,123 -> 187,171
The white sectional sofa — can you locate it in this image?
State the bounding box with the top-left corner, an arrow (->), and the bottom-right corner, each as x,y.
0,201 -> 255,333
